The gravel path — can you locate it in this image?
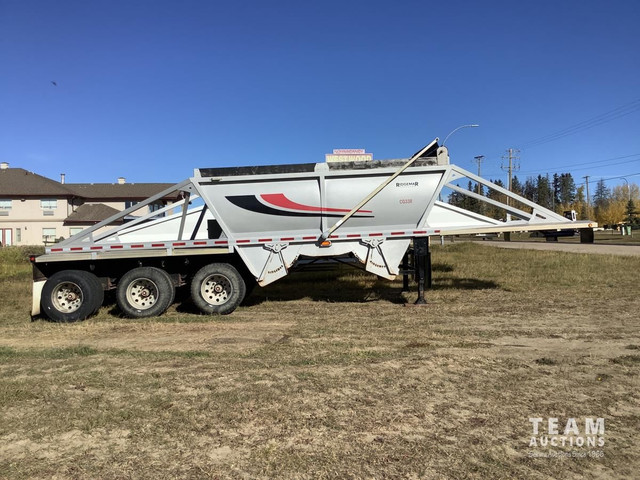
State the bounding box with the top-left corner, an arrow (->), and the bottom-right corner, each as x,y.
473,240 -> 640,256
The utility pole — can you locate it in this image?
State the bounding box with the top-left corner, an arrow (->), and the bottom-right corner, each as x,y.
472,155 -> 484,194
472,155 -> 485,215
501,148 -> 520,222
583,175 -> 591,205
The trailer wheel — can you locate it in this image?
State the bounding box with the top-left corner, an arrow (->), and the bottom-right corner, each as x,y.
191,263 -> 246,315
116,267 -> 175,318
41,270 -> 104,323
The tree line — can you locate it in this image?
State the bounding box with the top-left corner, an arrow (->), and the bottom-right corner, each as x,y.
448,172 -> 639,228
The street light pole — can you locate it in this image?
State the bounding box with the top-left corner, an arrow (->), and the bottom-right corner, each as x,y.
442,124 -> 479,146
621,178 -> 630,201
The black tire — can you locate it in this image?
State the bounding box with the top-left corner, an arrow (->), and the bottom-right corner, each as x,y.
41,270 -> 104,323
241,275 -> 258,305
190,263 -> 245,315
116,267 -> 175,318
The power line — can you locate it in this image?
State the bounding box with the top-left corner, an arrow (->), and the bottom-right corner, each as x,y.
482,153 -> 640,178
514,98 -> 640,150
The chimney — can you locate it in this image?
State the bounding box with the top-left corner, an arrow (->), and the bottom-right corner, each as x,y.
60,173 -> 66,184
0,162 -> 8,170
118,177 -> 126,184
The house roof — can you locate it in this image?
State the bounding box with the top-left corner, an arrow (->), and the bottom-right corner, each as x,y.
0,167 -> 178,201
0,168 -> 75,197
65,183 -> 178,201
64,203 -> 124,225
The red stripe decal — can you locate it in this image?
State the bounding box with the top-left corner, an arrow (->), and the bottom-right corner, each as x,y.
329,235 -> 339,239
347,234 -> 361,238
260,193 -> 372,214
391,231 -> 404,236
237,239 -> 250,244
303,236 -> 317,240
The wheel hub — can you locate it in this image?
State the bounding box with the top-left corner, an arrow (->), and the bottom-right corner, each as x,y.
51,282 -> 83,313
201,274 -> 232,304
126,278 -> 158,310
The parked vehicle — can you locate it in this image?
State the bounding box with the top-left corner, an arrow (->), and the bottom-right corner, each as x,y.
31,139 -> 595,322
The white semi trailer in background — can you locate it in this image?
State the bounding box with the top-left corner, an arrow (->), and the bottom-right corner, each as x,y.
30,139 -> 595,322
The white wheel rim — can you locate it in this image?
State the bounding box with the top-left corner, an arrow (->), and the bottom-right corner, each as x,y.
51,281 -> 83,313
126,277 -> 158,310
200,274 -> 232,305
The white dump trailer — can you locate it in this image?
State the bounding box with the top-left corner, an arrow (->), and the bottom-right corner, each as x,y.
30,139 -> 595,322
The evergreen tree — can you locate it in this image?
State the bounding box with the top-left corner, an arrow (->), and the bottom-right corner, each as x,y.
593,178 -> 610,209
536,175 -> 553,209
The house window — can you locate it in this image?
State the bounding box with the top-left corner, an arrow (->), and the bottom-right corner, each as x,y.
0,199 -> 11,209
69,227 -> 83,237
41,199 -> 57,209
42,228 -> 56,244
16,228 -> 21,243
125,201 -> 138,210
149,202 -> 165,217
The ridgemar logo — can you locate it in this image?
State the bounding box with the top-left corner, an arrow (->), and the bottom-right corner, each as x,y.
528,417 -> 605,450
396,181 -> 419,187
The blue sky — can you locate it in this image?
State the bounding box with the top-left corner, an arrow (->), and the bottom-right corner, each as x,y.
1,0 -> 639,192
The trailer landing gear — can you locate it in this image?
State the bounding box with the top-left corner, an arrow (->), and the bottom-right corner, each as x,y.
402,237 -> 432,307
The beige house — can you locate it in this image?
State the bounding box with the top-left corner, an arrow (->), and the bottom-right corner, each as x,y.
0,162 -> 178,246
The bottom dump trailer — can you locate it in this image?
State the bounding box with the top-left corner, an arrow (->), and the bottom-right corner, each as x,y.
31,139 -> 596,322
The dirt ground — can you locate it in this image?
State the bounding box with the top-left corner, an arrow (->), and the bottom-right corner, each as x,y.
0,243 -> 638,479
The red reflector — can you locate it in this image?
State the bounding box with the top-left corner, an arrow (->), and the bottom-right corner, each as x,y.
29,255 -> 36,262
70,247 -> 83,251
90,246 -> 103,250
236,239 -> 250,244
131,244 -> 144,248
280,237 -> 294,241
173,242 -> 186,247
194,241 -> 207,245
214,240 -> 228,245
51,248 -> 63,252
151,243 -> 165,247
258,238 -> 272,242
434,230 -> 441,233
391,231 -> 404,236
369,233 -> 383,237
110,245 -> 123,249
413,230 -> 427,234
303,236 -> 317,240
347,234 -> 361,238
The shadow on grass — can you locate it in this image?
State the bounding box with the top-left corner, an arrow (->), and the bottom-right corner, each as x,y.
238,266 -> 500,306
91,262 -> 500,315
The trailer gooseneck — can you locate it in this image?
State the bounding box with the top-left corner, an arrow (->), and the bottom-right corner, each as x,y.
30,139 -> 596,322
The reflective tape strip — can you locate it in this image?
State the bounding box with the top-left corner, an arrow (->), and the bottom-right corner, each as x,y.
44,230 -> 436,254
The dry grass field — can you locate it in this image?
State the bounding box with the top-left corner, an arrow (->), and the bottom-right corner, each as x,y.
0,243 -> 638,479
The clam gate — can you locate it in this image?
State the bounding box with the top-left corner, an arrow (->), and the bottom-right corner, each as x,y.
30,139 -> 595,322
